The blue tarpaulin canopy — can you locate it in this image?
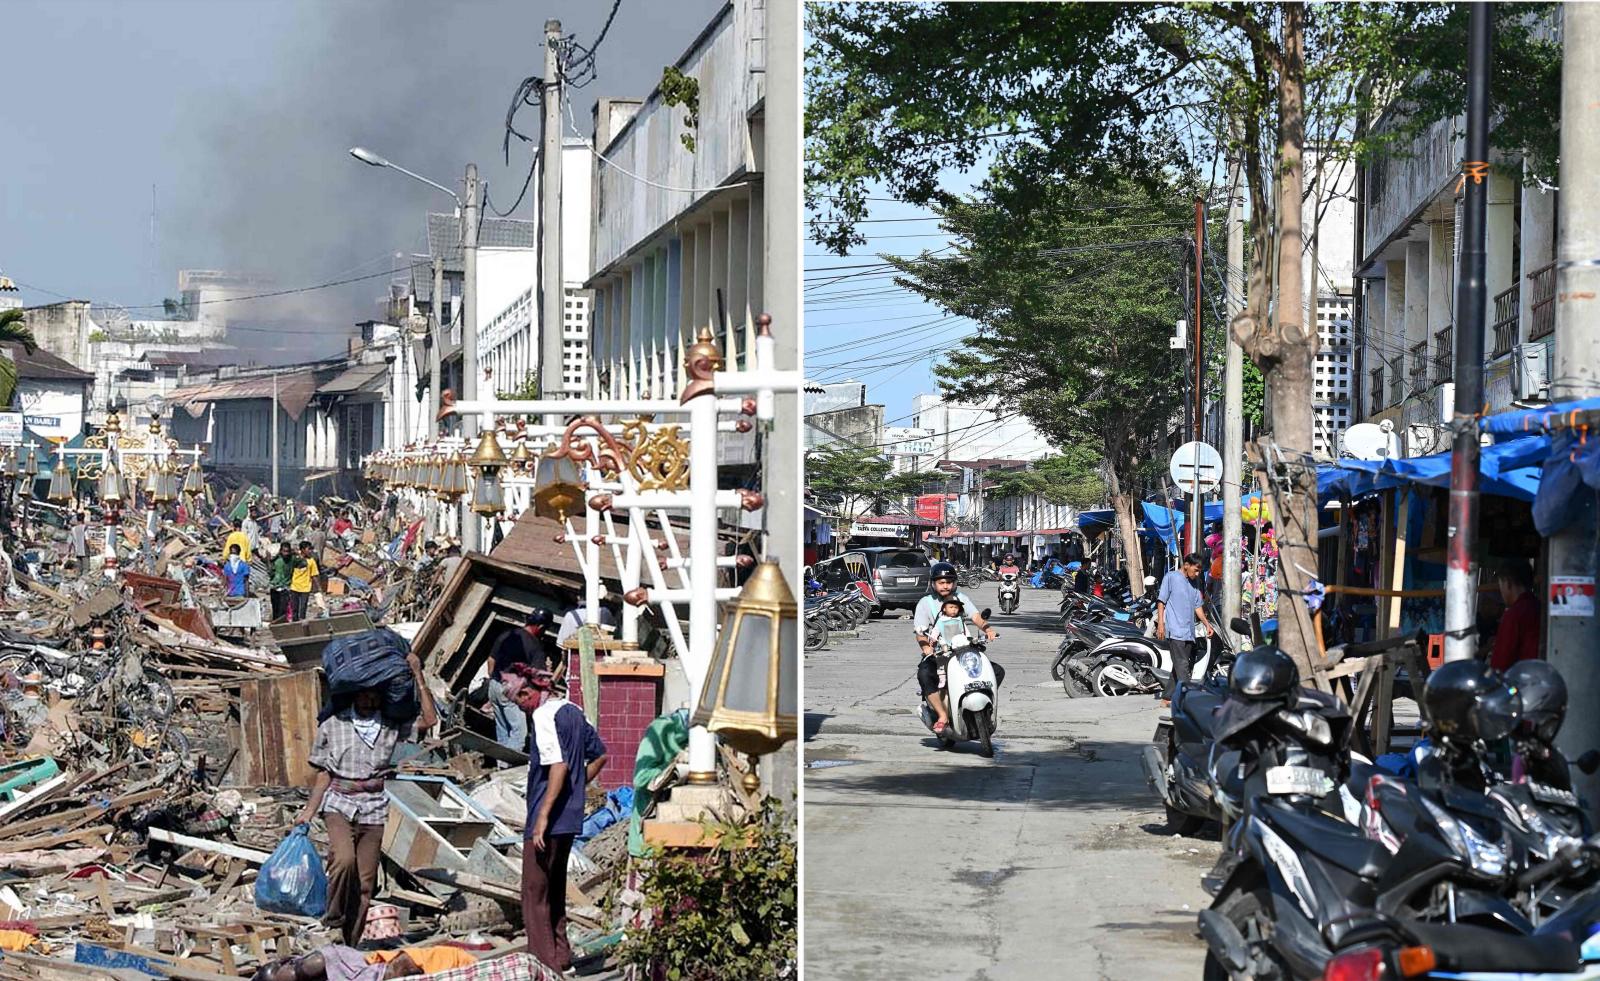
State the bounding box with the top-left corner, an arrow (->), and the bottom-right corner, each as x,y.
1316,431 -> 1547,506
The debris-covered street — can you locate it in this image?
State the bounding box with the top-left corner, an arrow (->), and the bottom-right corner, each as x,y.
0,1 -> 803,976
802,586 -> 1209,981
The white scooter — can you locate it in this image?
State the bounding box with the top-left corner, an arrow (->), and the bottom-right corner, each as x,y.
918,614 -> 1001,757
997,572 -> 1020,614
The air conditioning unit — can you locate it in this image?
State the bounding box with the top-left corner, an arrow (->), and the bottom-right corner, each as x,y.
1512,343 -> 1551,401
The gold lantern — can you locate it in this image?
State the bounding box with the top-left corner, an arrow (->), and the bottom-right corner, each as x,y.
509,438 -> 533,474
532,450 -> 583,522
3,448 -> 17,479
45,452 -> 72,503
182,454 -> 204,497
468,430 -> 507,515
691,559 -> 799,756
444,451 -> 471,500
99,456 -> 124,504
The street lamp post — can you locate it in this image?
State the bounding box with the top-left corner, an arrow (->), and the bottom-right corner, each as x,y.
350,146 -> 482,552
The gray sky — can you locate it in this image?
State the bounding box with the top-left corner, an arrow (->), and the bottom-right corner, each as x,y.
0,0 -> 723,356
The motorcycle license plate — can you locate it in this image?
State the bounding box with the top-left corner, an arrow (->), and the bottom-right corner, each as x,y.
1265,765 -> 1333,797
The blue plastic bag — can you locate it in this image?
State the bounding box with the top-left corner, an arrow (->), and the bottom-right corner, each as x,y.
254,824 -> 328,917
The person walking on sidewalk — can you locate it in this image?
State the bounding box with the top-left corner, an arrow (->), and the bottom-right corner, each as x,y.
296,652 -> 437,946
515,667 -> 607,973
1156,552 -> 1215,707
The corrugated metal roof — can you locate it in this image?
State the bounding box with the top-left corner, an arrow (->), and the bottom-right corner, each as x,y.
166,368 -> 326,420
0,341 -> 94,381
317,362 -> 388,396
426,214 -> 536,271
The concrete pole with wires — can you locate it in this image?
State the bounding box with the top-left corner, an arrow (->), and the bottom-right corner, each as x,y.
541,19 -> 565,425
462,162 -> 481,553
1549,1 -> 1600,808
271,371 -> 280,497
1190,198 -> 1205,553
1222,137 -> 1246,646
1443,5 -> 1491,663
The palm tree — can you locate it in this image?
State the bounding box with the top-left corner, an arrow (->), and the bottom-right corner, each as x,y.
0,308 -> 38,408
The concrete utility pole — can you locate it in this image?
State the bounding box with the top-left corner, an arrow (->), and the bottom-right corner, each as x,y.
541,19 -> 565,424
1223,139 -> 1246,646
1191,198 -> 1206,553
271,371 -> 280,497
1443,5 -> 1492,663
461,162 -> 481,552
431,256 -> 444,439
1550,1 -> 1600,806
763,0 -> 802,802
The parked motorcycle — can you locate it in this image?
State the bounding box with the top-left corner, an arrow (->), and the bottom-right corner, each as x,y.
918,611 -> 1001,758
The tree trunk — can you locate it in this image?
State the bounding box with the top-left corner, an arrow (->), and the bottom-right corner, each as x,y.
1107,467 -> 1146,598
1269,4 -> 1323,682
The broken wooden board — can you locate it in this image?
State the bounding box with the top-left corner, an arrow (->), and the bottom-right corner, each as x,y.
236,668 -> 323,786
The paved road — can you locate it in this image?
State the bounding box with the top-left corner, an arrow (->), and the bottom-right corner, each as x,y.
803,585 -> 1212,981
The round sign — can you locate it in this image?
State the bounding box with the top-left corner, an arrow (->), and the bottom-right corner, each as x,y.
1169,441 -> 1223,495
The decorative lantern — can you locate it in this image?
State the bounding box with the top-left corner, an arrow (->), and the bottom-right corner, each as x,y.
3,449 -> 16,479
509,438 -> 533,474
100,457 -> 124,504
691,559 -> 799,756
443,451 -> 471,500
46,452 -> 72,503
468,430 -> 507,515
532,451 -> 584,522
153,456 -> 178,503
26,447 -> 40,479
182,454 -> 204,497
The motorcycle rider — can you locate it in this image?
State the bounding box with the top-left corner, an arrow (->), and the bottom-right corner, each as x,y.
915,562 -> 1002,734
998,553 -> 1020,578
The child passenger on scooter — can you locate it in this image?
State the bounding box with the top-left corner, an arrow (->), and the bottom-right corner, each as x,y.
932,598 -> 969,641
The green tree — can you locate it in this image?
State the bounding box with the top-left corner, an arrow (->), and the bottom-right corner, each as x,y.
0,309 -> 39,408
888,176 -> 1191,593
806,442 -> 930,540
806,1 -> 1560,672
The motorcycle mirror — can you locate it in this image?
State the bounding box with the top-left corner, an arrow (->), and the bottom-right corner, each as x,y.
1579,750 -> 1600,776
1229,617 -> 1251,637
981,608 -> 992,619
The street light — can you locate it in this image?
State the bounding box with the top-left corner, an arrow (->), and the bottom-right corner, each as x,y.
349,144 -> 481,550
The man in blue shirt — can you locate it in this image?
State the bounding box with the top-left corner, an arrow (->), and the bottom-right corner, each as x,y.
1156,551 -> 1215,706
223,544 -> 250,598
519,669 -> 607,972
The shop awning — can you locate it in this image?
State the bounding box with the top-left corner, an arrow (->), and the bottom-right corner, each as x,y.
1316,432 -> 1548,505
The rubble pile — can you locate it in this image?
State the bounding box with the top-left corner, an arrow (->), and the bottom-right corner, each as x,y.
0,488 -> 761,980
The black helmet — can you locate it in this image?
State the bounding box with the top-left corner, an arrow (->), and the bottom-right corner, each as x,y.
525,608 -> 554,629
1424,660 -> 1522,745
1228,645 -> 1300,701
930,562 -> 957,583
1505,660 -> 1567,744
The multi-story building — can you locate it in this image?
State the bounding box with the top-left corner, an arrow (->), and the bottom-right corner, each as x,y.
1313,294 -> 1355,458
478,140 -> 594,397
584,0 -> 768,407
1353,94 -> 1555,456
911,393 -> 1054,462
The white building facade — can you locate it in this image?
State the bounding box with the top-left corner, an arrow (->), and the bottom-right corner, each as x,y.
911,394 -> 1055,462
585,0 -> 768,404
480,141 -> 594,397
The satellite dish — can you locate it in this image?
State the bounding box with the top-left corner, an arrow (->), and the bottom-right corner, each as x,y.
1341,422 -> 1397,461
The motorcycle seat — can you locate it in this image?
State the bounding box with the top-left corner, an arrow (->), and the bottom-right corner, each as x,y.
1264,804 -> 1389,879
1403,920 -> 1580,973
1178,690 -> 1225,734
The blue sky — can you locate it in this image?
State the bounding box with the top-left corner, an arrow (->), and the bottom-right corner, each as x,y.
804,167 -> 989,428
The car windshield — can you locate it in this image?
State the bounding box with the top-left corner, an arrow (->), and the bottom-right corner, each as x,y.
878,550 -> 928,568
